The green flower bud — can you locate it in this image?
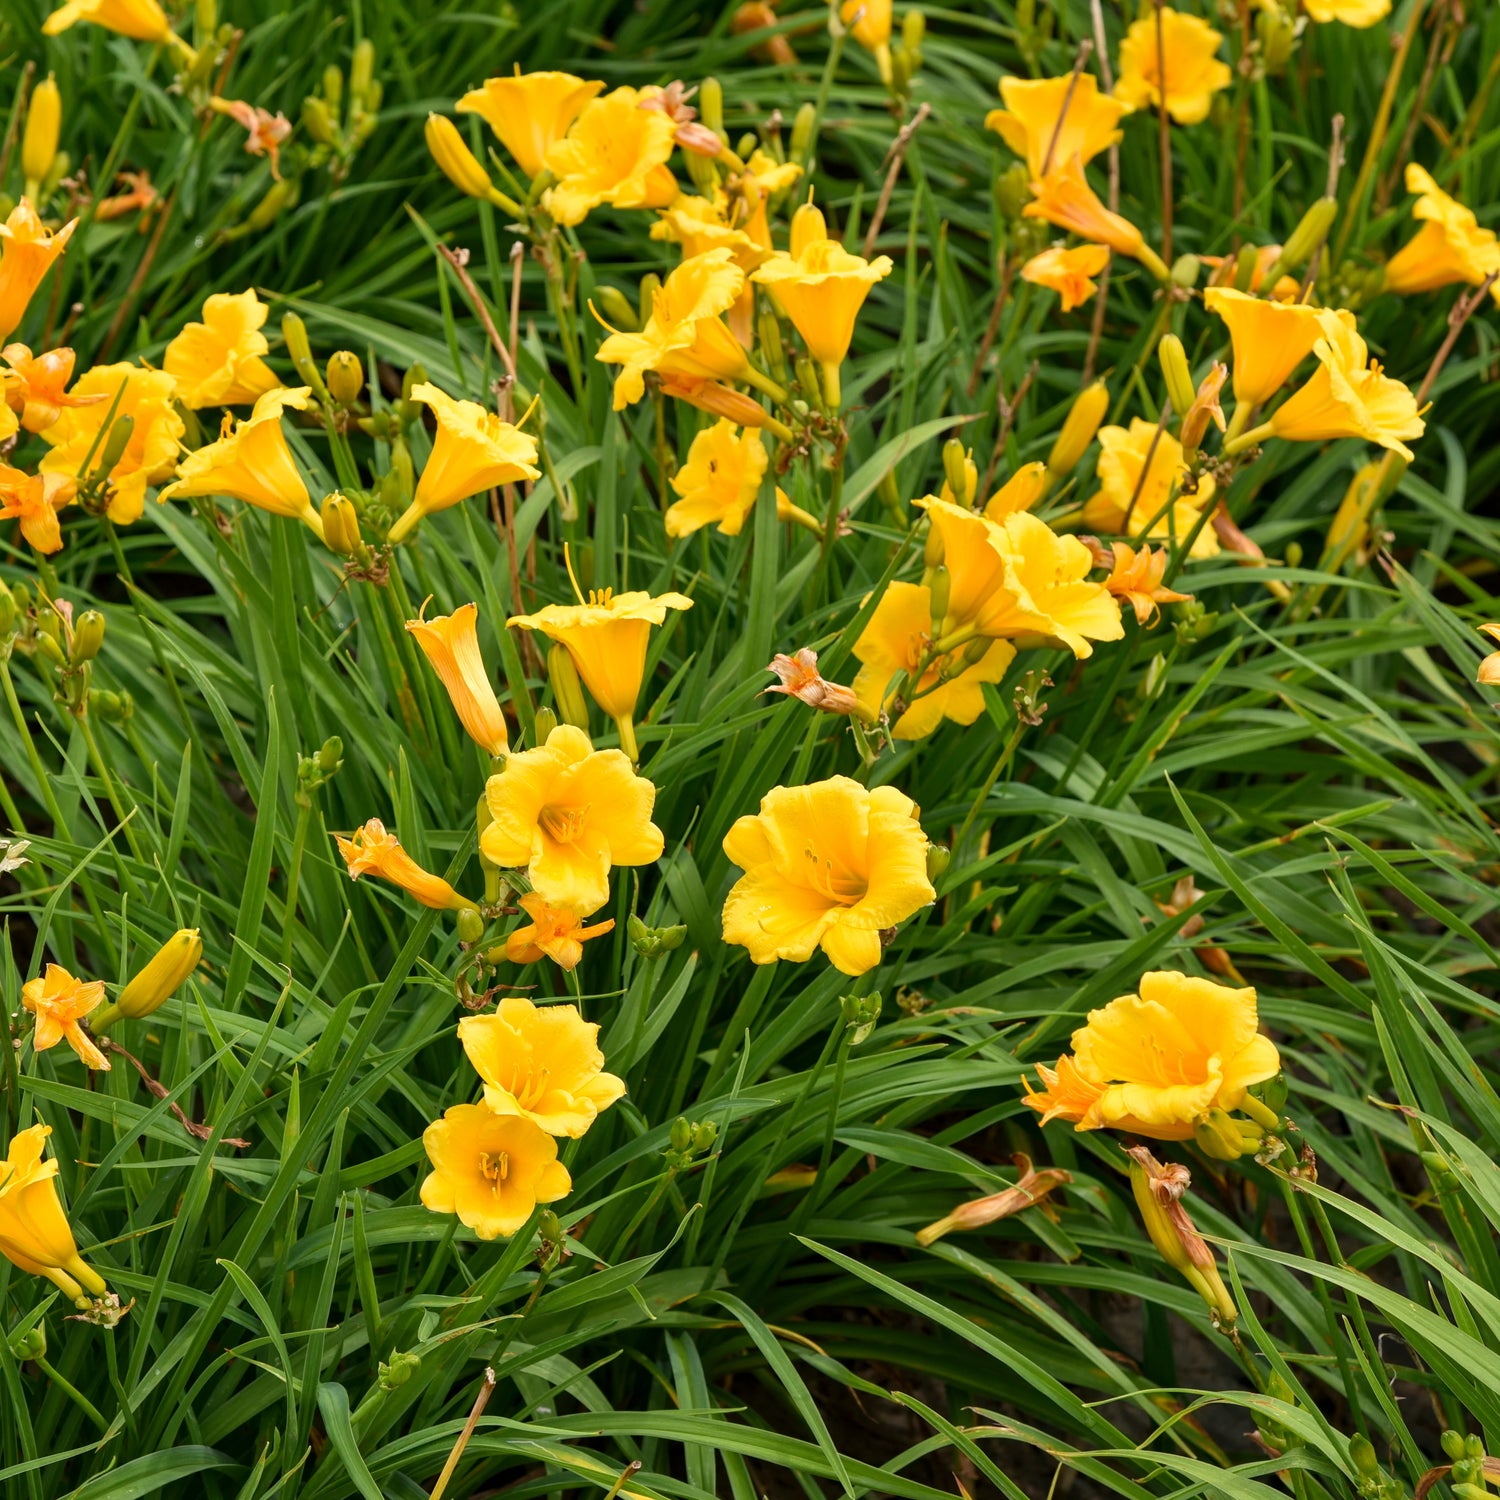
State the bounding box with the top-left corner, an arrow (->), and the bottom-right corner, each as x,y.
0,579 -> 16,637
378,1350 -> 420,1391
9,1323 -> 45,1360
757,308 -> 786,383
995,161 -> 1032,222
691,1120 -> 718,1153
669,1117 -> 693,1152
927,565 -> 951,633
942,439 -> 972,505
532,706 -> 558,743
95,415 -> 135,479
788,102 -> 816,167
350,38 -> 376,103
90,688 -> 121,718
594,285 -> 639,333
316,735 -> 344,773
401,363 -> 427,402
699,77 -> 724,136
925,843 -> 950,883
902,7 -> 925,53
638,273 -> 662,326
71,610 -> 105,663
1441,1433 -> 1468,1464
1169,253 -> 1200,289
1158,335 -> 1196,418
1194,1108 -> 1252,1161
794,357 -> 826,415
547,645 -> 591,731
1348,1436 -> 1380,1479
1279,197 -> 1339,274
301,94 -> 338,147
455,908 -> 485,944
322,65 -> 343,109
247,176 -> 299,233
326,350 -> 364,406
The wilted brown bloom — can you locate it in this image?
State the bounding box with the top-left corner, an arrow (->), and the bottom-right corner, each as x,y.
915,1154 -> 1072,1246
1125,1145 -> 1237,1325
1152,874 -> 1243,981
765,648 -> 860,715
732,1 -> 798,64
92,169 -> 159,223
1180,362 -> 1228,453
638,81 -> 725,158
210,98 -> 293,178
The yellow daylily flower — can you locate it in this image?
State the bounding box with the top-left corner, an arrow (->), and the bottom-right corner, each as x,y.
42,0 -> 170,40
1020,244 -> 1111,313
420,1105 -> 570,1240
3,344 -> 105,434
481,724 -> 664,914
0,201 -> 76,344
498,893 -> 616,970
840,0 -> 893,83
652,193 -> 764,269
457,69 -> 604,180
851,580 -> 1015,740
732,150 -> 803,253
1303,0 -> 1390,24
0,466 -> 73,555
544,86 -> 679,227
388,382 -> 540,543
335,818 -> 470,911
991,510 -> 1127,657
1025,970 -> 1281,1138
163,289 -> 282,409
1476,624 -> 1500,686
1114,7 -> 1232,127
1098,540 -> 1193,625
1024,157 -> 1169,280
157,387 -> 321,537
0,1124 -> 110,1305
22,964 -> 109,1071
665,420 -> 768,537
405,602 -> 510,757
40,363 -> 183,525
983,461 -> 1048,521
1083,420 -> 1220,558
1202,287 -> 1327,410
916,497 -> 1022,639
1384,164 -> 1500,302
458,996 -> 625,1136
721,776 -> 934,976
985,73 -> 1128,179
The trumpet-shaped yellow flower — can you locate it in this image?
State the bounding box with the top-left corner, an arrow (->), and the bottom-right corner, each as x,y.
596,248 -> 752,411
157,387 -> 320,536
544,86 -> 679,227
840,0 -> 893,81
0,466 -> 73,555
1024,158 -> 1168,280
405,602 -> 510,757
336,818 -> 470,911
1098,540 -> 1192,625
458,996 -> 625,1136
420,1105 -> 570,1240
163,290 -> 282,409
1025,970 -> 1281,1138
1267,309 -> 1425,459
1203,287 -> 1324,409
1021,244 -> 1111,313
1303,0 -> 1390,24
652,193 -> 764,269
666,420 -> 767,537
458,70 -> 604,180
1115,7 -> 1232,126
42,0 -> 169,39
22,964 -> 109,1071
722,777 -> 934,976
985,73 -> 1129,179
983,461 -> 1048,522
40,363 -> 183,525
388,383 -> 540,543
1477,624 -> 1500,686
1084,420 -> 1220,559
751,204 -> 892,406
0,202 -> 76,344
991,511 -> 1127,657
919,497 -> 1023,638
499,893 -> 616,970
0,1125 -> 109,1304
481,724 -> 664,914
1384,164 -> 1500,301
852,580 -> 1016,740
3,344 -> 105,434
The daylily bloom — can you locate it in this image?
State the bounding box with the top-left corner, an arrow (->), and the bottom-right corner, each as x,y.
388,382 -> 539,543
209,98 -> 292,178
0,1124 -> 110,1305
163,289 -> 282,409
765,647 -> 862,716
840,0 -> 893,83
420,1105 -> 570,1240
985,73 -> 1128,179
405,602 -> 510,757
496,894 -> 616,971
1203,287 -> 1324,409
157,388 -> 322,538
729,150 -> 803,253
0,466 -> 74,554
1384,164 -> 1500,302
22,964 -> 109,1070
722,776 -> 934,976
1025,969 -> 1281,1138
665,420 -> 767,537
991,511 -> 1127,657
1024,158 -> 1169,280
41,0 -> 170,41
481,724 -> 664,914
509,587 -> 692,759
336,818 -> 470,911
983,462 -> 1048,522
40,363 -> 183,525
650,191 -> 771,344
458,69 -> 604,180
544,86 -> 679,227
2,344 -> 106,433
1084,420 -> 1220,558
915,1154 -> 1072,1246
1020,244 -> 1111,313
1114,7 -> 1233,126
1097,540 -> 1192,625
1303,0 -> 1390,23
458,996 -> 625,1135
751,203 -> 892,407
0,201 -> 76,344
1476,624 -> 1500,686
852,580 -> 1015,739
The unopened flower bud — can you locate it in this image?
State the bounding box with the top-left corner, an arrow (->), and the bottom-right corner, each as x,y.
788,102 -> 817,167
699,76 -> 724,136
691,1120 -> 717,1153
925,842 -> 950,883
9,1323 -> 45,1361
902,7 -> 925,54
95,415 -> 135,478
594,285 -> 639,333
1169,253 -> 1200,289
195,0 -> 216,35
1158,335 -> 1196,419
547,645 -> 590,730
321,492 -> 361,556
757,308 -> 785,383
326,350 -> 363,406
1441,1432 -> 1468,1464
1232,243 -> 1260,292
1255,1 -> 1296,73
1047,380 -> 1108,482
669,1116 -> 693,1152
794,356 -> 826,414
0,579 -> 17,637
350,38 -> 376,103
22,76 -> 62,197
426,114 -> 497,201
941,439 -> 973,505
927,565 -> 950,632
532,705 -> 558,743
316,735 -> 343,773
71,610 -> 105,663
246,176 -> 298,232
104,928 -> 203,1027
628,914 -> 688,958
995,161 -> 1032,222
923,516 -> 944,567
1279,196 -> 1339,273
282,313 -> 328,398
378,1350 -> 420,1391
1194,1107 -> 1254,1161
322,65 -> 343,109
638,273 -> 662,326
301,94 -> 338,147
455,907 -> 485,944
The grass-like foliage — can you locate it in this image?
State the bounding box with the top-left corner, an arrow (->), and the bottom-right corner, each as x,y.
1,0 -> 1500,1497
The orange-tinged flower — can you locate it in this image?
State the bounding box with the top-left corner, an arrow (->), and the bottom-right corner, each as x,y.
1098,540 -> 1192,624
722,776 -> 934,976
544,86 -> 679,227
1114,7 -> 1232,126
1180,361 -> 1228,451
458,996 -> 624,1134
983,462 -> 1048,522
0,465 -> 74,554
42,0 -> 169,40
1084,420 -> 1220,558
2,344 -> 105,433
666,420 -> 767,537
163,289 -> 282,409
1024,157 -> 1168,280
659,374 -> 781,429
22,963 -> 109,1071
39,362 -> 183,525
405,602 -> 510,757
458,70 -> 604,180
497,894 -> 616,971
765,647 -> 862,716
209,98 -> 292,178
1477,624 -> 1500,686
420,1104 -> 570,1240
1020,244 -> 1110,313
1203,287 -> 1323,409
0,201 -> 76,344
985,73 -> 1129,179
0,1124 -> 110,1304
1303,0 -> 1390,23
481,724 -> 664,915
1384,164 -> 1500,301
336,818 -> 470,911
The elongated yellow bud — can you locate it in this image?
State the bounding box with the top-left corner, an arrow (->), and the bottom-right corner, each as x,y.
547,645 -> 590,731
321,492 -> 362,556
22,76 -> 62,197
426,114 -> 498,202
1047,379 -> 1109,482
1158,335 -> 1196,418
1279,196 -> 1338,273
95,929 -> 203,1031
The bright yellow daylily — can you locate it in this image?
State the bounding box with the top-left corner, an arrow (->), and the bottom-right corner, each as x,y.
420,1105 -> 570,1240
840,0 -> 893,83
0,1124 -> 111,1305
405,602 -> 510,757
458,69 -> 604,180
1114,7 -> 1232,126
335,818 -> 471,911
1021,244 -> 1111,313
0,201 -> 76,345
1084,420 -> 1220,558
22,964 -> 109,1071
544,86 -> 679,227
1024,157 -> 1169,281
1384,164 -> 1500,303
1203,287 -> 1324,410
1477,624 -> 1500,686
458,997 -> 625,1136
991,511 -> 1127,657
665,420 -> 768,537
985,73 -> 1128,179
983,462 -> 1048,521
163,289 -> 282,409
1303,0 -> 1390,24
42,0 -> 170,41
